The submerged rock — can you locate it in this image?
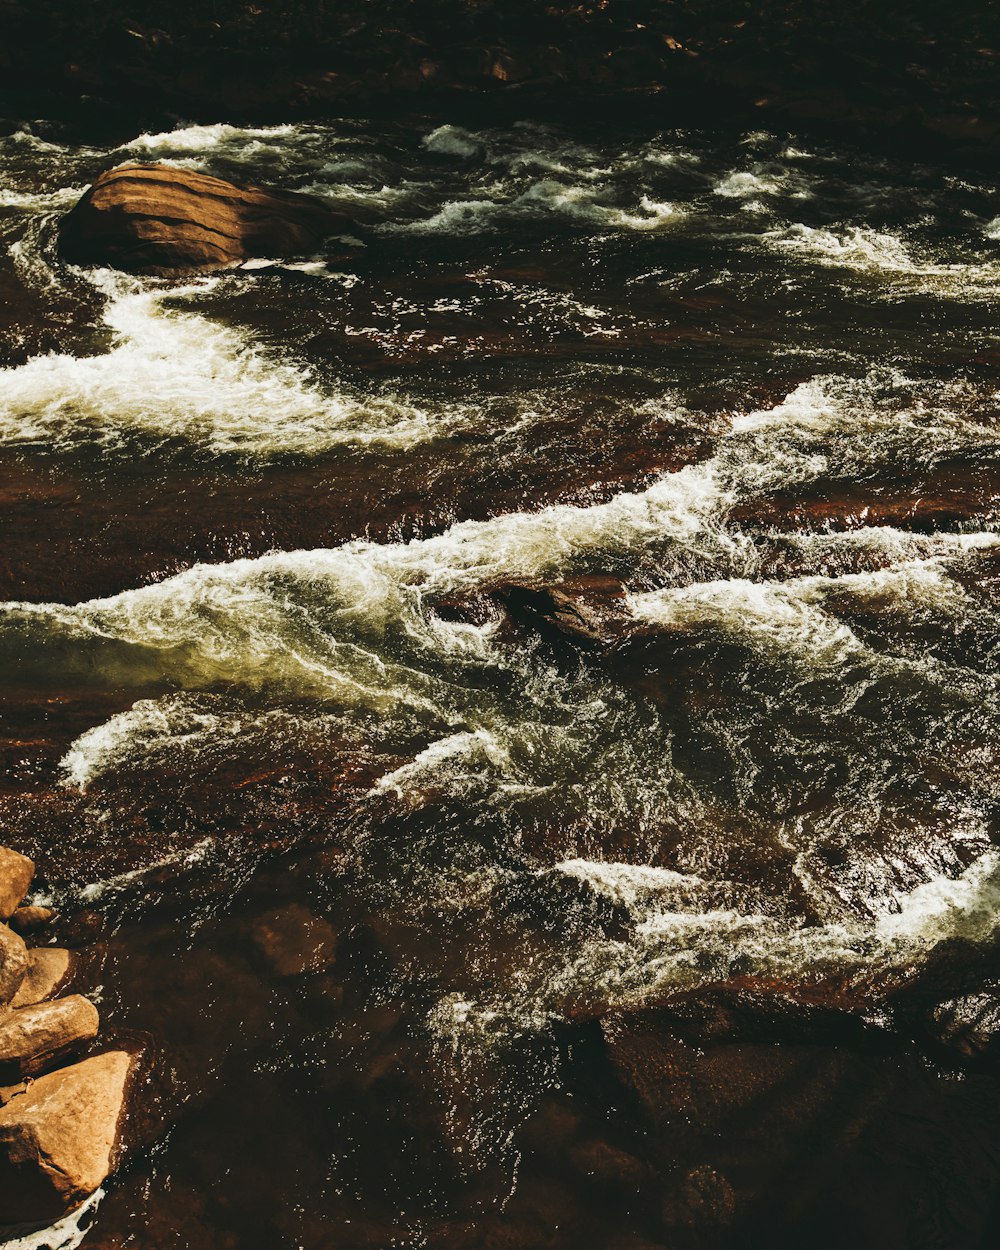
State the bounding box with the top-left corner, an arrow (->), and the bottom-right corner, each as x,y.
927,990 -> 1000,1065
58,163 -> 351,275
0,995 -> 99,1082
249,904 -> 338,978
0,848 -> 34,921
0,1050 -> 135,1226
9,906 -> 56,936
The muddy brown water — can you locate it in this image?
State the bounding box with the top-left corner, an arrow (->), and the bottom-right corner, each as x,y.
0,116 -> 999,1248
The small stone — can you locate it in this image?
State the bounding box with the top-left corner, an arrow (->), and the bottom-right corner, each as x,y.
0,849 -> 34,922
249,904 -> 338,978
0,925 -> 28,1008
661,1164 -> 736,1235
11,949 -> 73,1009
569,1138 -> 649,1193
0,1051 -> 135,1224
0,995 -> 99,1082
9,906 -> 56,936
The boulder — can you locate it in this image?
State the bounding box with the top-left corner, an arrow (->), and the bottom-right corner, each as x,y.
58,163 -> 351,275
0,926 -> 28,1008
0,848 -> 34,921
8,906 -> 56,936
0,1051 -> 135,1226
10,949 -> 74,1010
0,995 -> 99,1082
249,904 -> 338,978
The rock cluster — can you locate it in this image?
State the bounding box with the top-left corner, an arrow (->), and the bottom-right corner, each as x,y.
58,163 -> 352,275
0,846 -> 136,1232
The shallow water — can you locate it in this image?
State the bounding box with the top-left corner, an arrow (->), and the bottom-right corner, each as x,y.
1,115 -> 999,1249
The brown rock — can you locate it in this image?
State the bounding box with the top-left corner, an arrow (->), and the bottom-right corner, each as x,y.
0,1083 -> 26,1107
249,904 -> 338,978
58,163 -> 352,275
0,995 -> 99,1082
8,906 -> 56,936
10,949 -> 73,1009
0,926 -> 28,1008
661,1164 -> 736,1248
569,1138 -> 649,1193
0,848 -> 34,921
0,1051 -> 135,1225
499,583 -> 611,647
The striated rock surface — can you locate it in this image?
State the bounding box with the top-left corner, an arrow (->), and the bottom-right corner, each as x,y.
0,995 -> 99,1082
0,925 -> 28,1008
0,848 -> 34,921
0,1050 -> 135,1226
58,164 -> 350,275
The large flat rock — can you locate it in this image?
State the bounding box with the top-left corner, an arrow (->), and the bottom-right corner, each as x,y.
0,995 -> 99,1081
0,1051 -> 135,1226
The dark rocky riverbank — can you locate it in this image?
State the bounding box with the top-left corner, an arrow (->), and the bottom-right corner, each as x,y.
1,2 -> 999,165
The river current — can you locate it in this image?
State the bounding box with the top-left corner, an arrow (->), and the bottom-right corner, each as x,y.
1,116 -> 998,1249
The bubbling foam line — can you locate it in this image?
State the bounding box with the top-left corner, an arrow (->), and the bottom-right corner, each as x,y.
429,850 -> 1000,1048
5,362 -> 996,714
4,453 -> 727,675
627,541 -> 998,665
0,270 -> 456,455
128,122 -> 299,156
56,689 -> 381,793
760,223 -> 1000,298
386,178 -> 680,234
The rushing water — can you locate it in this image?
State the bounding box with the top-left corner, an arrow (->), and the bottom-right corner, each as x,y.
1,115 -> 999,1249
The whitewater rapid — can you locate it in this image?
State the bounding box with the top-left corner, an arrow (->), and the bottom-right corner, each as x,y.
2,115 -> 998,1060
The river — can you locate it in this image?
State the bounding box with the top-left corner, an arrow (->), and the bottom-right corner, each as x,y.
1,114 -> 999,1249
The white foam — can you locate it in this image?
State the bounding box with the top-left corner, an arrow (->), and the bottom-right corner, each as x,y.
0,186 -> 84,211
0,454 -> 719,714
554,859 -> 702,907
627,552 -> 991,665
723,369 -> 998,493
0,269 -> 454,455
434,850 -> 1000,1041
766,223 -> 917,271
714,167 -> 805,199
129,122 -> 298,155
59,696 -> 286,790
762,223 -> 1000,298
2,1188 -> 104,1250
76,838 -> 215,904
394,179 -> 680,234
422,125 -> 483,159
